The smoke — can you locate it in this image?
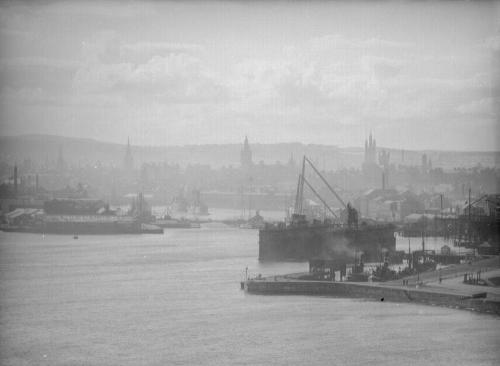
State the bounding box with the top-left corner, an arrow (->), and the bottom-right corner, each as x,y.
319,233 -> 358,263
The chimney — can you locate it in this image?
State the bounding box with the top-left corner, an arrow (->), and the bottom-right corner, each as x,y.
14,165 -> 18,197
382,171 -> 385,191
35,174 -> 39,195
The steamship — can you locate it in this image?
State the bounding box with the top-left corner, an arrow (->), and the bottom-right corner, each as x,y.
258,156 -> 396,262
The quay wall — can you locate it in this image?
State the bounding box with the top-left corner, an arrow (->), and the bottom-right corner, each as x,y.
246,280 -> 500,315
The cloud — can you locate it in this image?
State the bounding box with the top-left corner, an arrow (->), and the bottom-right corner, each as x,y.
309,35 -> 413,54
82,34 -> 204,65
0,86 -> 45,104
0,57 -> 80,92
81,30 -> 122,64
230,59 -> 295,100
0,28 -> 38,41
230,38 -> 403,111
72,32 -> 224,103
0,85 -> 123,108
120,42 -> 204,64
0,57 -> 80,71
40,2 -> 156,19
457,97 -> 499,117
73,52 -> 226,103
481,34 -> 500,52
122,54 -> 226,103
256,36 -> 411,108
365,56 -> 403,79
72,62 -> 132,93
362,38 -> 414,49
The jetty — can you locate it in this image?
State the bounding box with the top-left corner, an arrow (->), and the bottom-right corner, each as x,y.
244,257 -> 500,315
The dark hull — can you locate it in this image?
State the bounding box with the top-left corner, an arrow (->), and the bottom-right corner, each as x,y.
1,222 -> 163,235
0,225 -> 42,234
259,224 -> 396,262
42,221 -> 142,234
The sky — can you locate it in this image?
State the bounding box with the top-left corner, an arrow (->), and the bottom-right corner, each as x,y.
0,1 -> 499,151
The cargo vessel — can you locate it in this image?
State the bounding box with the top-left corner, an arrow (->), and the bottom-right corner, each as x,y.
1,198 -> 163,235
258,156 -> 396,261
41,214 -> 144,234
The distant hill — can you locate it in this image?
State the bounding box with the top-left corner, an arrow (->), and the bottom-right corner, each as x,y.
0,134 -> 498,170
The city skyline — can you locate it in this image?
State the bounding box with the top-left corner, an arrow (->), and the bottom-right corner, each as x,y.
0,1 -> 499,151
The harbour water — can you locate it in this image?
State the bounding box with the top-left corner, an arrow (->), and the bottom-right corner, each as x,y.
0,227 -> 498,365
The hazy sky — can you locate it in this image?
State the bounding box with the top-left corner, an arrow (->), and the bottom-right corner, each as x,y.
0,1 -> 499,150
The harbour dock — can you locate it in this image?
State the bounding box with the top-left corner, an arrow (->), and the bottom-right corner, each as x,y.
244,257 -> 500,315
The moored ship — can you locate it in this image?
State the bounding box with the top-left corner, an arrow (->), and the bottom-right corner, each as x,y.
1,197 -> 163,235
259,156 -> 396,261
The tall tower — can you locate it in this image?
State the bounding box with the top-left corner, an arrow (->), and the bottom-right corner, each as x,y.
124,137 -> 134,171
240,136 -> 253,169
13,165 -> 18,197
364,132 -> 377,165
362,132 -> 382,188
379,150 -> 390,190
378,149 -> 390,169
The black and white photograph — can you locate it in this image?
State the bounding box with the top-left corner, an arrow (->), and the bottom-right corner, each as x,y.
0,1 -> 499,365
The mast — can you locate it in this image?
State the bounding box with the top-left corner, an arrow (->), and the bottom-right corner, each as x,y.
248,177 -> 252,220
299,156 -> 306,214
294,156 -> 306,214
468,187 -> 471,243
294,172 -> 301,214
408,238 -> 411,270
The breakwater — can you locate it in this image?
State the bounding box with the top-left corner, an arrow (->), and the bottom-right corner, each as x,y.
245,278 -> 500,315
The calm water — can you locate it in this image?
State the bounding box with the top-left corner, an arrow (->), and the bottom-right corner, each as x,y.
0,227 -> 498,366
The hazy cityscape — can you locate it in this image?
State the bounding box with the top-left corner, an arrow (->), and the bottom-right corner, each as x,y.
0,133 -> 499,216
0,1 -> 499,365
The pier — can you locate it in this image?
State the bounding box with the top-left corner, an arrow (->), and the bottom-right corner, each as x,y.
244,257 -> 500,315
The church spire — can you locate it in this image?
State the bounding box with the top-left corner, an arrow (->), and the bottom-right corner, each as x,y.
124,137 -> 134,171
364,131 -> 377,165
240,135 -> 253,169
